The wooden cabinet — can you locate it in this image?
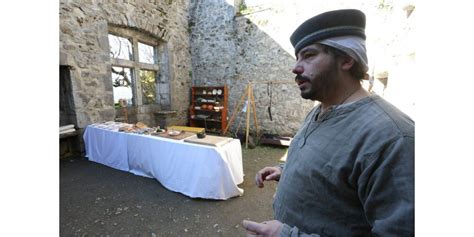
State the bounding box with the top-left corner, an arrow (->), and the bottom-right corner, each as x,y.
189,86 -> 228,134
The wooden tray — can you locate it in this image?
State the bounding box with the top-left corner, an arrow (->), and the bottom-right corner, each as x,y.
167,125 -> 205,134
184,135 -> 233,147
152,131 -> 196,140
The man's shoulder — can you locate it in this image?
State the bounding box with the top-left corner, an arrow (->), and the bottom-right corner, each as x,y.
360,95 -> 414,137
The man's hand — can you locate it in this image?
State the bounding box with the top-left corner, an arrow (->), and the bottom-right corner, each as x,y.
255,166 -> 282,188
242,220 -> 283,237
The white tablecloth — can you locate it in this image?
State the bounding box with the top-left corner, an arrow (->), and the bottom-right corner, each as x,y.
83,125 -> 244,200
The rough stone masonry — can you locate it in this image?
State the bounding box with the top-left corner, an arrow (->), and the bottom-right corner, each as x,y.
60,0 -> 415,145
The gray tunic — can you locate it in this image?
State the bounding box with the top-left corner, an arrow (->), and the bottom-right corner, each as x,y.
273,95 -> 414,237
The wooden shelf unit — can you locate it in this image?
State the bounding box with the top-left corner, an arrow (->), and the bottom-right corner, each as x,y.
189,86 -> 228,134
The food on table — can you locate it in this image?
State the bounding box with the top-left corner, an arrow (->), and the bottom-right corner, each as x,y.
135,122 -> 147,129
167,130 -> 181,136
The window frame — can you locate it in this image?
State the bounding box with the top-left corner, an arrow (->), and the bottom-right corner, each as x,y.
108,26 -> 161,107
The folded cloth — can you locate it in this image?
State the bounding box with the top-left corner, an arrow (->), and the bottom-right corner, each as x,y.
318,35 -> 368,72
60,124 -> 75,131
60,128 -> 76,134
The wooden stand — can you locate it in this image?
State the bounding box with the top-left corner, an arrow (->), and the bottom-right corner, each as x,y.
224,83 -> 259,148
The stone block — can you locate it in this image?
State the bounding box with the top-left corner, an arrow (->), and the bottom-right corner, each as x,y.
136,114 -> 151,123
98,108 -> 116,121
154,110 -> 177,128
160,94 -> 170,106
158,83 -> 170,94
75,111 -> 92,128
137,105 -> 153,114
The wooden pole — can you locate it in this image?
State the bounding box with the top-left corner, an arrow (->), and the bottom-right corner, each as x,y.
250,84 -> 259,138
224,82 -> 265,148
223,84 -> 248,135
245,84 -> 251,148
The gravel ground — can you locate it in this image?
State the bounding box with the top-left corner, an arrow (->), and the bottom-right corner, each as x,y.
60,145 -> 288,236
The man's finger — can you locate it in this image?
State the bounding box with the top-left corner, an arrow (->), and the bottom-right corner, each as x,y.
255,173 -> 264,188
266,173 -> 276,180
242,220 -> 264,234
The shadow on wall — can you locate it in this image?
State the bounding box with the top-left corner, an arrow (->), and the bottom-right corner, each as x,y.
188,0 -> 315,136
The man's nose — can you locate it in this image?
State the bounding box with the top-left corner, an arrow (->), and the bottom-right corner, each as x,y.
292,64 -> 304,75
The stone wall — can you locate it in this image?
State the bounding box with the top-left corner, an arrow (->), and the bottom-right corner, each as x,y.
60,0 -> 192,130
189,0 -> 416,135
189,0 -> 315,136
60,0 -> 415,139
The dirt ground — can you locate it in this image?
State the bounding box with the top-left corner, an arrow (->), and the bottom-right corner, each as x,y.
60,145 -> 288,236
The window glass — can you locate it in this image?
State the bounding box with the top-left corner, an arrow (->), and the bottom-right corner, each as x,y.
109,34 -> 133,60
108,28 -> 162,111
138,42 -> 156,64
111,66 -> 133,106
140,70 -> 156,105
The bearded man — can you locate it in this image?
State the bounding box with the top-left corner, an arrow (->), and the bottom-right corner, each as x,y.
243,9 -> 414,237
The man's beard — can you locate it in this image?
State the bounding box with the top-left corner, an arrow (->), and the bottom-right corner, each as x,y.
297,61 -> 339,101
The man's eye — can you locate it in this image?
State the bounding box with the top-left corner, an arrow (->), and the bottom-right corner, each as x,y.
303,53 -> 315,58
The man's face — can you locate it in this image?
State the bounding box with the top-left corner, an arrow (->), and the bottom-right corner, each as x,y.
293,44 -> 340,101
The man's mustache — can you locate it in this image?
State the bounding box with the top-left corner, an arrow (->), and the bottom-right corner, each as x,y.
295,74 -> 311,82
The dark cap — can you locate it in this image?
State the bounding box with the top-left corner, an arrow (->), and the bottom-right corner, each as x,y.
290,9 -> 366,55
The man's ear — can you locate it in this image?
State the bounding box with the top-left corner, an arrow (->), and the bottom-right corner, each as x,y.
340,56 -> 355,71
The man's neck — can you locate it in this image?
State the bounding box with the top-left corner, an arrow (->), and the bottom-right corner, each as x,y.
319,85 -> 368,115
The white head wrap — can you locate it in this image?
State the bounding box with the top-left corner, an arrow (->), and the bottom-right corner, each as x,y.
318,36 -> 368,73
